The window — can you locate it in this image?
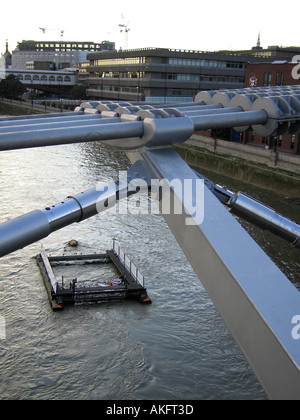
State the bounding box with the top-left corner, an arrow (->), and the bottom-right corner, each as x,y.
291,134 -> 295,149
227,62 -> 244,69
94,57 -> 145,66
268,72 -> 272,86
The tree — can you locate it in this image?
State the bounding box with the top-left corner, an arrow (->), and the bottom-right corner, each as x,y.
0,74 -> 26,99
69,84 -> 87,100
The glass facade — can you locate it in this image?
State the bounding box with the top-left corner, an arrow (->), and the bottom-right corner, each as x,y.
87,49 -> 247,102
169,57 -> 245,69
92,57 -> 146,66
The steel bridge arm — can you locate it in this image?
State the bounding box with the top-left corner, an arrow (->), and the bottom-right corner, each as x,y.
126,146 -> 300,400
0,162 -> 146,258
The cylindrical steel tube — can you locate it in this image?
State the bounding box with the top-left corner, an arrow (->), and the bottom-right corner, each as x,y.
0,121 -> 144,151
0,113 -> 101,128
183,106 -> 243,116
191,110 -> 268,131
0,111 -> 83,124
0,180 -> 129,258
0,117 -> 121,134
230,193 -> 300,248
0,210 -> 52,258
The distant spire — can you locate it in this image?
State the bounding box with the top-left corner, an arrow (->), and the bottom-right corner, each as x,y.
3,40 -> 12,67
257,32 -> 261,48
252,32 -> 262,51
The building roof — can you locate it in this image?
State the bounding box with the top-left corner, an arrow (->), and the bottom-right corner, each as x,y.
87,47 -> 252,62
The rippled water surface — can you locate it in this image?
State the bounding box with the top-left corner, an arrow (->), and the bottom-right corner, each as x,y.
0,135 -> 299,400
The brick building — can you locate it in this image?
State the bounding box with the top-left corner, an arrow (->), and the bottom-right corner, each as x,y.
246,62 -> 299,88
245,61 -> 300,154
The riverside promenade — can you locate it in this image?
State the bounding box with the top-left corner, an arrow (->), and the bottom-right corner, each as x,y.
176,134 -> 300,198
0,98 -> 79,114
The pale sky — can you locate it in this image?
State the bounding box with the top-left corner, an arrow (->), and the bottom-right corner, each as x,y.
1,0 -> 299,54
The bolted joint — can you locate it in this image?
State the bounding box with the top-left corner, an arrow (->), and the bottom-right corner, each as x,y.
141,116 -> 195,147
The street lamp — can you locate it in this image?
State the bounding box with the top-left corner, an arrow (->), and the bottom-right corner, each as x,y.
165,65 -> 168,104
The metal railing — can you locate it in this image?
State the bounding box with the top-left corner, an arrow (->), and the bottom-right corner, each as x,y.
113,240 -> 144,287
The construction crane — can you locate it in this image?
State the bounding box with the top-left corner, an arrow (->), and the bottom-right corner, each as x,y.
39,28 -> 64,39
119,14 -> 130,50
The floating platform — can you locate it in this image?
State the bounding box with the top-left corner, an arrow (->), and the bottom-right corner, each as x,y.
36,241 -> 152,311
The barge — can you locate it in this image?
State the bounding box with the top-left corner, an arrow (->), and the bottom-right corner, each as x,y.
36,241 -> 151,311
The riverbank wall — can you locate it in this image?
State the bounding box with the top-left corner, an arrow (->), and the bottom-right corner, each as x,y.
176,134 -> 300,198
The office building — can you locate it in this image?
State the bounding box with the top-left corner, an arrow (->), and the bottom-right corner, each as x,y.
12,40 -> 115,70
86,48 -> 249,103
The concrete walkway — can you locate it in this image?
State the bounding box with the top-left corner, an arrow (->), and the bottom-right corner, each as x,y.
187,134 -> 300,175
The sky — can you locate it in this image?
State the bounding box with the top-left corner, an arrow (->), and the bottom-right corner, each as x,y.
1,0 -> 300,54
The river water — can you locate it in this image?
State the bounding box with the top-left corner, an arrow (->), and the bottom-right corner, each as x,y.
0,119 -> 299,400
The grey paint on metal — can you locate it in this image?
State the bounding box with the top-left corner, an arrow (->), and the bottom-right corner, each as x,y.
0,117 -> 121,134
0,210 -> 52,257
190,110 -> 268,131
207,183 -> 300,249
0,111 -> 83,123
0,113 -> 101,128
126,146 -> 300,400
229,192 -> 300,248
0,108 -> 274,151
150,102 -> 214,109
141,117 -> 194,147
182,106 -> 243,116
194,90 -> 217,104
0,162 -> 146,258
1,86 -> 300,152
0,121 -> 144,151
212,92 -> 236,107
